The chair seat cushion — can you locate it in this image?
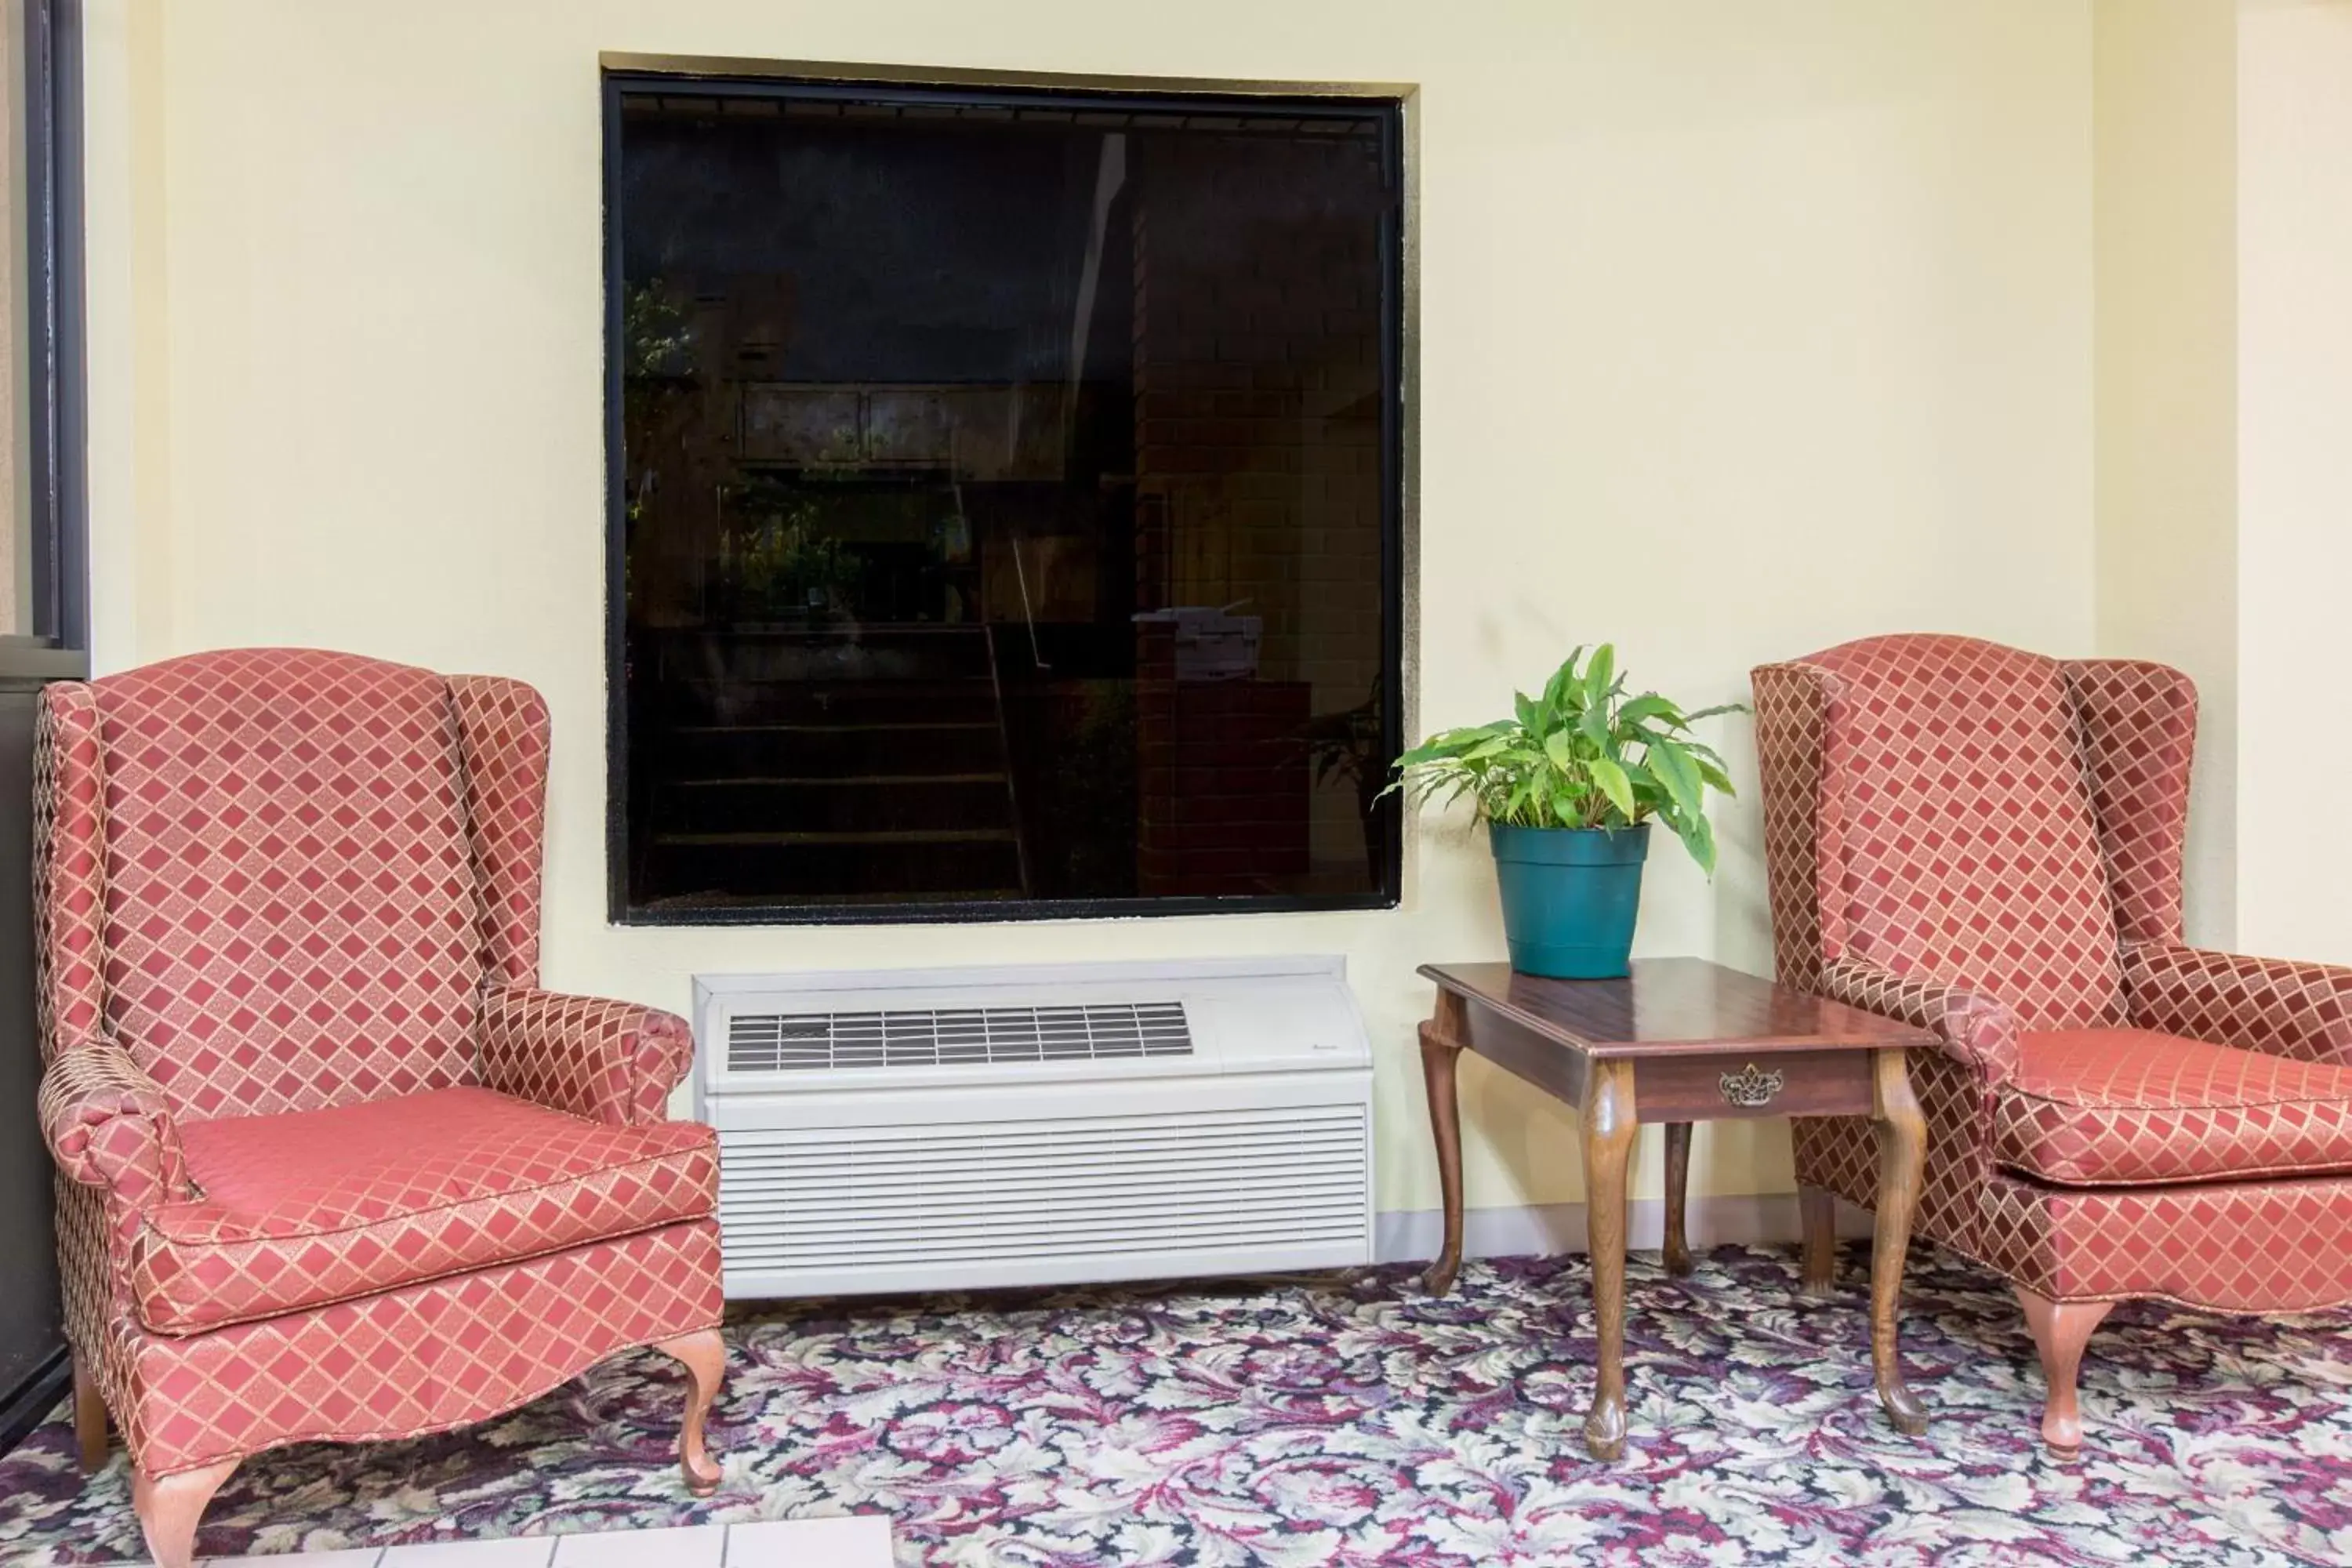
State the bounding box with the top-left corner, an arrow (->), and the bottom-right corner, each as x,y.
1994,1029 -> 2352,1186
132,1085 -> 717,1334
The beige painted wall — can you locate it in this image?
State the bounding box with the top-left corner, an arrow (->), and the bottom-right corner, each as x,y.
2236,0 -> 2352,964
2090,0 -> 2238,949
2089,0 -> 2352,969
79,1 -> 2096,1224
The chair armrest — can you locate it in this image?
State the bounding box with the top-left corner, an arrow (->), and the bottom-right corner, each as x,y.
477,987 -> 695,1125
2123,941 -> 2352,1067
1819,955 -> 2022,1091
37,1041 -> 188,1204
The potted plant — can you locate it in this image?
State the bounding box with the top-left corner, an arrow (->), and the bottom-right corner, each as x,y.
1391,646 -> 1742,978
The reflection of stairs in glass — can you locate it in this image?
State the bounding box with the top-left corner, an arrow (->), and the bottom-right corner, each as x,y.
648,626 -> 1027,904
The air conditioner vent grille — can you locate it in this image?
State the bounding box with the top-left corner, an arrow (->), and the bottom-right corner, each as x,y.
727,1001 -> 1192,1073
717,1105 -> 1368,1276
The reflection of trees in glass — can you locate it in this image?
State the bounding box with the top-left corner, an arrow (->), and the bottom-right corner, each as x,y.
621,280 -> 698,539
718,480 -> 962,622
720,493 -> 862,619
624,279 -> 696,381
620,281 -> 702,617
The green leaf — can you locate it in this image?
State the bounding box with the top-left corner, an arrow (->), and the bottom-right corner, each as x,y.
1616,693 -> 1682,730
1543,730 -> 1576,773
1583,644 -> 1616,708
1646,736 -> 1704,819
1675,808 -> 1719,876
1588,756 -> 1635,822
1541,656 -> 1577,720
1678,738 -> 1729,767
1681,702 -> 1749,724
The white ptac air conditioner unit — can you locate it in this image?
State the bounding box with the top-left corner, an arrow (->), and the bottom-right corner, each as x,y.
693,956 -> 1374,1299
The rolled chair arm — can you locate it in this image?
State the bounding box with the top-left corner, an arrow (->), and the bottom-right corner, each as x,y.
37,1040 -> 188,1205
1819,954 -> 2023,1092
477,987 -> 695,1125
2124,941 -> 2352,1068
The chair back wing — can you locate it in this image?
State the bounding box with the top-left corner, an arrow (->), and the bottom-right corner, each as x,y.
449,674 -> 551,989
32,681 -> 111,1059
51,649 -> 495,1122
1753,634 -> 2128,1030
2063,659 -> 2198,946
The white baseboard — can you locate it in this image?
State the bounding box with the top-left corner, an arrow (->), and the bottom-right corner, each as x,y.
1373,1192 -> 1875,1265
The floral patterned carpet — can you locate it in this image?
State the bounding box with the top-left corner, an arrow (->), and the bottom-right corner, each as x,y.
5,1245 -> 2352,1566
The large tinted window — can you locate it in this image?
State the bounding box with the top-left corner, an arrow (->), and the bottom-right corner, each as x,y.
608,74 -> 1403,921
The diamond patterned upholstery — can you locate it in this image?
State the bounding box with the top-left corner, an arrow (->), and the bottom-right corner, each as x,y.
135,1085 -> 717,1334
1807,956 -> 2013,1249
31,649 -> 720,1498
1755,634 -> 2352,1318
449,676 -> 548,989
1802,634 -> 2126,1030
2067,660 -> 2197,945
38,1040 -> 187,1198
1976,1171 -> 2352,1312
2124,942 -> 2352,1067
85,650 -> 486,1123
478,987 -> 694,1127
116,1221 -> 722,1475
1995,1029 -> 2352,1186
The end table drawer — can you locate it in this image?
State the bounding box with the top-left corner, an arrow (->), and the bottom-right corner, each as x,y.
1633,1050 -> 1877,1121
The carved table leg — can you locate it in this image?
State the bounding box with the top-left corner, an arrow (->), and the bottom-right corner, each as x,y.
71,1354 -> 107,1473
1798,1181 -> 1838,1299
654,1329 -> 727,1496
1661,1122 -> 1693,1278
2016,1287 -> 2114,1456
132,1457 -> 238,1568
1419,992 -> 1468,1296
1869,1048 -> 1929,1436
1581,1059 -> 1639,1461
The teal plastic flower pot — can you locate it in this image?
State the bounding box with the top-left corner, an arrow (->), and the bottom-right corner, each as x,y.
1488,822 -> 1650,979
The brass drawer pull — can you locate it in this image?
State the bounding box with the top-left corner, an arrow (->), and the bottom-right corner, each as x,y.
1719,1063 -> 1784,1109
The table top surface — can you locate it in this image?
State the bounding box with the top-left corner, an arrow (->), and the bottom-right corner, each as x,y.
1419,956 -> 1937,1060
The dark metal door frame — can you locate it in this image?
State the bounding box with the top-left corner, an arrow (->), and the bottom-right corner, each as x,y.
0,0 -> 89,1458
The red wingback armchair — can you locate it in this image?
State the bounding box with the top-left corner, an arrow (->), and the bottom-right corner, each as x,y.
31,649 -> 725,1567
1755,634 -> 2352,1453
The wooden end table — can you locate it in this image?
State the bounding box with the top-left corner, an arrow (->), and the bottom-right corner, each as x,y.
1417,956 -> 1936,1460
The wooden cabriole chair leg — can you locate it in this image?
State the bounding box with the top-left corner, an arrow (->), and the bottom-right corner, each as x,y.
1797,1184 -> 1838,1298
71,1355 -> 107,1473
132,1457 -> 239,1568
2016,1286 -> 2114,1456
654,1329 -> 727,1496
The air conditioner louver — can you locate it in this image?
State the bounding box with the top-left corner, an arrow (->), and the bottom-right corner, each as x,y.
727,1001 -> 1192,1073
718,1105 -> 1367,1277
695,957 -> 1374,1299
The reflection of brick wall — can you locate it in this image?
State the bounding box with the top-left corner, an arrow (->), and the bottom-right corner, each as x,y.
1136,629 -> 1312,896
1130,132 -> 1387,884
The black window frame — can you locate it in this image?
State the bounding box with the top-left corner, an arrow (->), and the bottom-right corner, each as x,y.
601,67 -> 1407,927
0,0 -> 89,1462
17,0 -> 85,662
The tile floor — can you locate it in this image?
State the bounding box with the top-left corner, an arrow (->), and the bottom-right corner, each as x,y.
194,1518 -> 892,1567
